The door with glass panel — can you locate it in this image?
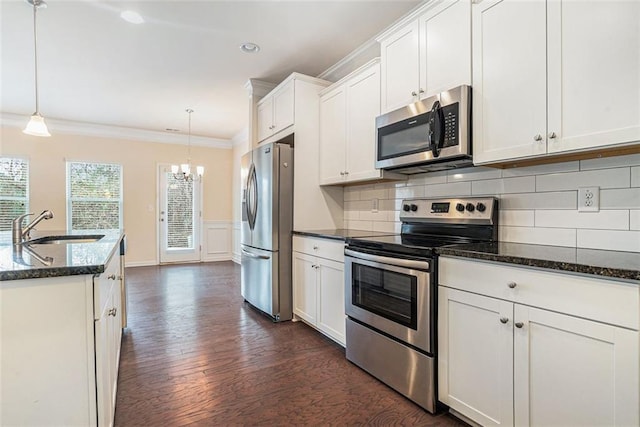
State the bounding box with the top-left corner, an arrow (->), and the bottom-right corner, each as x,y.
159,165 -> 201,263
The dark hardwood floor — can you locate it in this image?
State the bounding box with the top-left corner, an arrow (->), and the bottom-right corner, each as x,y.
115,262 -> 465,426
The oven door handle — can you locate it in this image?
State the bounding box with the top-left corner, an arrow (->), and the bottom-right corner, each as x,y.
345,249 -> 430,271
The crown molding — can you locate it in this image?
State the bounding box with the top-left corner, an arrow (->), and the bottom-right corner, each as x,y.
244,79 -> 276,97
0,112 -> 233,149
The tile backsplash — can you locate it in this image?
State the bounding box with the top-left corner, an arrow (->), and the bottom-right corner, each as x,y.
344,153 -> 640,253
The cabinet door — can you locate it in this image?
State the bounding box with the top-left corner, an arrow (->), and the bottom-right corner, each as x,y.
319,86 -> 347,185
95,292 -> 114,427
345,62 -> 381,183
547,1 -> 640,154
472,0 -> 547,164
317,258 -> 346,346
419,0 -> 471,97
256,97 -> 273,142
292,251 -> 317,324
273,81 -> 295,134
380,20 -> 420,113
514,305 -> 639,427
438,287 -> 514,427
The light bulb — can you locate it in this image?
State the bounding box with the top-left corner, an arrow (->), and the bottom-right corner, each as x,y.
196,166 -> 204,176
171,165 -> 179,174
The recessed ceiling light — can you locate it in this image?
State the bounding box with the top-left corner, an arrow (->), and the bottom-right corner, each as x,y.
120,10 -> 144,24
240,42 -> 260,54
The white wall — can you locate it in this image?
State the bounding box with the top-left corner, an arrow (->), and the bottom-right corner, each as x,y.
344,153 -> 640,253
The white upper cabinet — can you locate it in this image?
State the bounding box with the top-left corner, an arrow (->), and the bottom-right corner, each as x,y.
380,20 -> 421,113
319,59 -> 398,185
379,0 -> 472,113
256,79 -> 295,143
419,0 -> 472,97
473,0 -> 640,164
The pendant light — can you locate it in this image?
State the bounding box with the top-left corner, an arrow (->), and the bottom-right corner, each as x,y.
172,109 -> 204,181
23,0 -> 50,137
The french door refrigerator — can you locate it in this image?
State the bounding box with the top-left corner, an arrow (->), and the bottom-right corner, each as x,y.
241,141 -> 293,321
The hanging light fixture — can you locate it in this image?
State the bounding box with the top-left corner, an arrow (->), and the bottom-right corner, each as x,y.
23,0 -> 50,137
171,109 -> 204,181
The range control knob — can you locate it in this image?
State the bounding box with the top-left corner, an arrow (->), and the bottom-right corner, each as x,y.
476,202 -> 486,212
466,203 -> 475,212
403,204 -> 411,212
410,204 -> 418,212
456,203 -> 465,212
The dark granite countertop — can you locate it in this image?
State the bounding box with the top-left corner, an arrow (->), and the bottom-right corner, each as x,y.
293,229 -> 397,241
437,242 -> 640,282
0,230 -> 125,281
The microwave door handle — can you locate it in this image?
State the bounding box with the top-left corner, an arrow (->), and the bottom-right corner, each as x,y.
428,100 -> 445,158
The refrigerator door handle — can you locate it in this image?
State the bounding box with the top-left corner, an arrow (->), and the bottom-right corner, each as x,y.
250,164 -> 258,226
241,248 -> 271,260
246,163 -> 256,230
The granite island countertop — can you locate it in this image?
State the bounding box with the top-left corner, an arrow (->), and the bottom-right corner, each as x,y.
293,229 -> 397,241
0,229 -> 125,281
437,242 -> 640,282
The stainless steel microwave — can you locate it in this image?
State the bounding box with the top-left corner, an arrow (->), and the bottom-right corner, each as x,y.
375,85 -> 472,174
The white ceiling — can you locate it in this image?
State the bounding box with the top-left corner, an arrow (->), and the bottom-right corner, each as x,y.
1,0 -> 421,141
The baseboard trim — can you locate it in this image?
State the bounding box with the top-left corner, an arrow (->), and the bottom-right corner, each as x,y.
232,254 -> 241,264
125,260 -> 157,268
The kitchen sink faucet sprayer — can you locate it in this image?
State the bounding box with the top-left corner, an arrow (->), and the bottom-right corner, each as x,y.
12,210 -> 53,244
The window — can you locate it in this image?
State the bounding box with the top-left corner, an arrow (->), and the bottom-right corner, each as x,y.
0,158 -> 29,231
67,161 -> 122,230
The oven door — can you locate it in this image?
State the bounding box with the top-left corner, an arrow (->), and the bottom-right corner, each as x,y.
344,249 -> 433,354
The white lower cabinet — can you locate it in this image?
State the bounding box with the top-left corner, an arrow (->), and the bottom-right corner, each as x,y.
292,236 -> 346,346
438,257 -> 639,427
0,248 -> 123,427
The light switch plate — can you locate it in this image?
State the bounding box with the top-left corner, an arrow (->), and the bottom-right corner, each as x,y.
578,187 -> 599,212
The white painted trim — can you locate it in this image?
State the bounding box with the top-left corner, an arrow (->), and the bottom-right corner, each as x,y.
318,41 -> 379,80
124,260 -> 158,268
320,58 -> 381,96
375,0 -> 437,42
0,113 -> 232,149
232,221 -> 241,264
244,79 -> 277,98
202,220 -> 233,262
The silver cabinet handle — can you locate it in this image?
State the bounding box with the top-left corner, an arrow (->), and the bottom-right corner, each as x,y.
507,281 -> 517,289
340,172 -> 345,176
107,274 -> 116,280
548,132 -> 557,139
515,322 -> 524,328
108,308 -> 117,317
241,249 -> 270,260
419,88 -> 424,94
344,171 -> 349,175
534,134 -> 543,142
500,317 -> 509,324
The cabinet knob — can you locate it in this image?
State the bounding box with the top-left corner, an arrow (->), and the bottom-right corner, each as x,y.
108,308 -> 117,317
344,171 -> 349,175
419,88 -> 424,94
534,134 -> 543,142
340,172 -> 345,176
500,317 -> 509,324
313,246 -> 319,250
548,132 -> 557,139
515,322 -> 524,329
507,281 -> 517,289
108,274 -> 116,280
411,91 -> 417,97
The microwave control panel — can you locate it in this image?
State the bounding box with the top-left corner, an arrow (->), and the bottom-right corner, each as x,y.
441,103 -> 459,148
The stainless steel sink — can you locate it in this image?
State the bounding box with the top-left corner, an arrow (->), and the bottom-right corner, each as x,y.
26,234 -> 105,245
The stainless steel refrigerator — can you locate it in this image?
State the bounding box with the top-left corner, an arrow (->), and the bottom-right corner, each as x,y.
241,141 -> 293,321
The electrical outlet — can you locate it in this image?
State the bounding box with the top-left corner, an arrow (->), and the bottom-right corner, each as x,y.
578,186 -> 599,212
372,198 -> 379,213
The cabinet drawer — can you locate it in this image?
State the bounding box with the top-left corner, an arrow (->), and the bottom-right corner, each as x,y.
293,236 -> 345,262
94,254 -> 120,318
439,257 -> 639,330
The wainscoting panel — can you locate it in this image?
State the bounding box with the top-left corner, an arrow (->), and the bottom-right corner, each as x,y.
202,221 -> 232,262
232,222 -> 241,264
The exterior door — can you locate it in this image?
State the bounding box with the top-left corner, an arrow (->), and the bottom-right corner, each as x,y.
159,165 -> 201,263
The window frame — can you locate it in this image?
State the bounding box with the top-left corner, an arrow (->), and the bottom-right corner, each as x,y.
0,157 -> 30,232
66,160 -> 123,231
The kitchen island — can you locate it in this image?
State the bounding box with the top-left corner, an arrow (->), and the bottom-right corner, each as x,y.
0,230 -> 125,427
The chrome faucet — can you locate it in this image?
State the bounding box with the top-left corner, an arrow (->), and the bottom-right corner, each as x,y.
12,210 -> 54,244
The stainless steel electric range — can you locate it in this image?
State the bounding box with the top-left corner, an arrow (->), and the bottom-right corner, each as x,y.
344,196 -> 499,413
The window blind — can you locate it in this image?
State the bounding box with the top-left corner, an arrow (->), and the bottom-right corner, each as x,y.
0,158 -> 29,231
166,174 -> 194,249
68,162 -> 122,230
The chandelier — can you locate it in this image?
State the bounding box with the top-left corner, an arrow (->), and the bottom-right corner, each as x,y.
171,109 -> 204,181
23,0 -> 51,137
